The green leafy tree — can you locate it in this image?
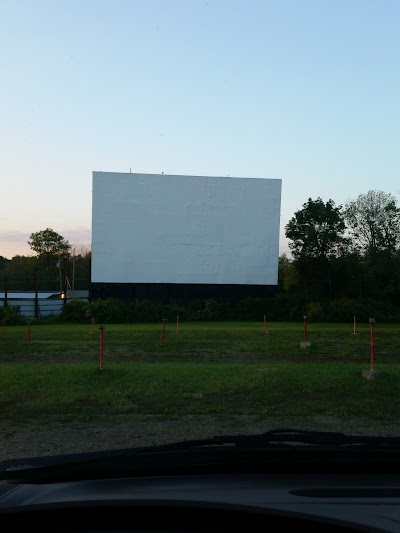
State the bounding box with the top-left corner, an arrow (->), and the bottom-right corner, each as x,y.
285,198 -> 348,260
344,190 -> 400,259
285,198 -> 349,299
0,256 -> 10,272
278,254 -> 299,292
1,255 -> 38,291
28,228 -> 71,258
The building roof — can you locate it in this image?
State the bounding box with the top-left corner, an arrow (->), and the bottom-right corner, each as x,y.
0,292 -> 59,299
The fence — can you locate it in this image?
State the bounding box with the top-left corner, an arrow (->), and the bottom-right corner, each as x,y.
0,291 -> 89,319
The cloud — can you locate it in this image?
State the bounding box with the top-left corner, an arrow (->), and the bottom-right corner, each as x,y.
0,230 -> 30,242
60,226 -> 91,244
0,227 -> 92,244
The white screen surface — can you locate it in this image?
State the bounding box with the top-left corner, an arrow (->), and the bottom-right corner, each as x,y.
91,172 -> 282,285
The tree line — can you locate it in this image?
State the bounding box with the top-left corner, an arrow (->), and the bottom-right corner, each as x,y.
0,228 -> 91,292
1,189 -> 399,322
279,189 -> 400,313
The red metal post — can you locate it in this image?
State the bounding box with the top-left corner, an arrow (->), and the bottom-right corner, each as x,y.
27,321 -> 31,345
160,319 -> 166,345
176,315 -> 179,334
303,315 -> 307,343
99,326 -> 104,370
369,318 -> 375,370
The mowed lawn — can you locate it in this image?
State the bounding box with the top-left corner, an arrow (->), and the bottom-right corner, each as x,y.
0,322 -> 399,424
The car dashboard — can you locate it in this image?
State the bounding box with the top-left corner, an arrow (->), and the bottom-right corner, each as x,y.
2,471 -> 400,532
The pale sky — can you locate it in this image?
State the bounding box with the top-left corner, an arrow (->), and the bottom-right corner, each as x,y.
1,0 -> 399,259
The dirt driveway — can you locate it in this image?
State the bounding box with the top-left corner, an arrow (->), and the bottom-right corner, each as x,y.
1,414 -> 399,461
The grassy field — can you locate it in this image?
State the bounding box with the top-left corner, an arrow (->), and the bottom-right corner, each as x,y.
1,321 -> 399,425
1,362 -> 400,423
1,320 -> 399,364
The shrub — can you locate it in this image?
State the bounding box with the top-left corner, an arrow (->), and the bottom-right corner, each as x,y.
88,298 -> 125,324
269,293 -> 306,321
0,305 -> 23,325
131,299 -> 162,322
60,299 -> 90,323
328,298 -> 359,322
353,298 -> 400,323
160,304 -> 187,322
200,299 -> 226,321
305,301 -> 325,322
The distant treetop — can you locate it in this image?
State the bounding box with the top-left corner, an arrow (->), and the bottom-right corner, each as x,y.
28,228 -> 71,258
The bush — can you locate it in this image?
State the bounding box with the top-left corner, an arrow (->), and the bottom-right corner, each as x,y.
199,299 -> 226,321
232,297 -> 269,321
353,298 -> 400,323
130,299 -> 162,322
327,298 -> 359,322
54,294 -> 400,324
0,305 -> 23,325
88,298 -> 125,324
268,293 -> 306,321
60,299 -> 90,323
305,301 -> 326,322
160,304 -> 187,322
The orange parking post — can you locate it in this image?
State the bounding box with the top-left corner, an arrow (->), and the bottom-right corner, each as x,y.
369,318 -> 375,370
361,317 -> 383,380
99,326 -> 104,369
160,319 -> 167,345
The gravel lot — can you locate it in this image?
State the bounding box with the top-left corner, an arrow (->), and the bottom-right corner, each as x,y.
1,414 -> 399,461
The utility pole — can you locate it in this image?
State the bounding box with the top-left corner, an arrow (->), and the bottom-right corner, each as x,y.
72,253 -> 75,295
63,256 -> 67,304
